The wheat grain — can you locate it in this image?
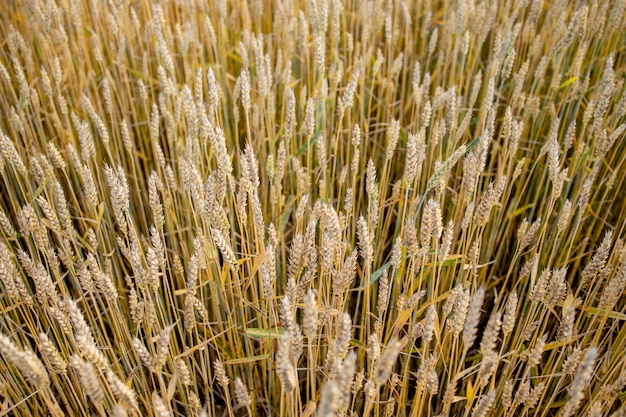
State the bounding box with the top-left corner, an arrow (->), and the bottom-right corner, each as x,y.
0,1 -> 622,416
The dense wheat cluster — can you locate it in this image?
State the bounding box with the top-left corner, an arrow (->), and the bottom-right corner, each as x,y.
0,0 -> 625,416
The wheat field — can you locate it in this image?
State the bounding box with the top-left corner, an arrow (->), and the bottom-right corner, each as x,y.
0,0 -> 625,416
